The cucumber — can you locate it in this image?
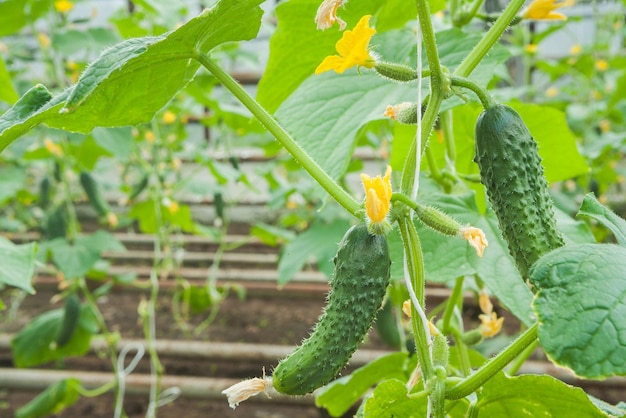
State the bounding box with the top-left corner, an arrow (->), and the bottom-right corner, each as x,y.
79,171 -> 111,217
56,294 -> 80,347
39,177 -> 52,209
272,224 -> 391,395
128,173 -> 149,202
43,204 -> 68,240
474,104 -> 564,278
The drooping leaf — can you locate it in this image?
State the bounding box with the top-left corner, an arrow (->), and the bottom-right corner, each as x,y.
12,306 -> 98,368
0,237 -> 37,294
577,192 -> 626,246
277,219 -> 350,285
0,0 -> 264,149
530,243 -> 626,379
475,374 -> 606,417
315,352 -> 410,417
15,378 -> 82,418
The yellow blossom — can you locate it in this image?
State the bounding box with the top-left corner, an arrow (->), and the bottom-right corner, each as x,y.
570,44 -> 582,55
402,300 -> 411,318
595,59 -> 609,71
428,320 -> 440,337
167,200 -> 180,215
145,130 -> 155,143
37,33 -> 51,48
459,226 -> 488,257
479,312 -> 504,338
54,0 -> 74,13
315,15 -> 376,75
479,290 -> 493,315
599,119 -> 611,133
546,87 -> 559,97
107,212 -> 119,228
383,102 -> 412,120
361,165 -> 392,227
524,43 -> 538,54
44,138 -> 63,157
522,0 -> 574,20
162,111 -> 176,124
222,374 -> 271,409
315,0 -> 346,31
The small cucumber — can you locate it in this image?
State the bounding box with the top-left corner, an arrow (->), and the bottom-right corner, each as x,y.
272,224 -> 391,395
474,104 -> 565,278
43,204 -> 68,240
128,173 -> 149,202
79,171 -> 111,217
56,294 -> 80,347
39,177 -> 52,209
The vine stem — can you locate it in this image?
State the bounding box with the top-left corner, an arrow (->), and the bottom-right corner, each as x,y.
445,322 -> 539,400
194,52 -> 361,218
453,0 -> 527,77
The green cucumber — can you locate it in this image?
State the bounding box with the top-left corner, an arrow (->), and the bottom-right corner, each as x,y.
128,173 -> 149,202
79,171 -> 111,217
39,177 -> 52,209
272,223 -> 391,395
474,104 -> 565,278
56,294 -> 80,347
43,204 -> 68,240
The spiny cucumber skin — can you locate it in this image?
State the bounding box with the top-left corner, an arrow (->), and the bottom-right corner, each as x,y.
79,171 -> 110,217
474,104 -> 565,278
272,224 -> 391,395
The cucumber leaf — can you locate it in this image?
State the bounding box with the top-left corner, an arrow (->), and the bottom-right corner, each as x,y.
577,192 -> 626,246
530,243 -> 626,379
315,352 -> 410,417
362,378 -> 427,417
0,0 -> 264,150
475,374 -> 606,417
0,237 -> 37,294
15,378 -> 82,418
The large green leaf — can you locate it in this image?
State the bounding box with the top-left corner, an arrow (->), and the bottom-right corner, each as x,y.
15,378 -> 82,418
530,243 -> 626,379
0,237 -> 37,294
12,306 -> 98,368
277,218 -> 350,285
256,0 -> 379,112
475,374 -> 606,417
0,0 -> 264,149
0,0 -> 50,37
362,378 -> 427,417
577,193 -> 626,246
315,352 -> 410,417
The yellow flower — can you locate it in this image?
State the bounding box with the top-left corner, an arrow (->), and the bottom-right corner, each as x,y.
315,15 -> 376,75
402,300 -> 412,318
524,43 -> 538,54
167,200 -> 180,215
361,165 -> 392,228
479,290 -> 493,315
54,0 -> 74,13
546,86 -> 559,97
595,59 -> 609,71
479,312 -> 504,338
145,130 -> 155,143
106,212 -> 119,228
315,0 -> 346,31
44,138 -> 63,157
522,0 -> 574,20
599,119 -> 611,133
37,33 -> 51,48
459,226 -> 488,257
162,110 -> 176,124
569,44 -> 582,55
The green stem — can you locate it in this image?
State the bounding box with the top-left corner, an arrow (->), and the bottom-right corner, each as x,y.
401,0 -> 446,196
507,337 -> 539,376
439,110 -> 456,170
445,322 -> 539,399
195,52 -> 361,218
453,0 -> 526,77
397,214 -> 433,381
442,277 -> 464,335
451,327 -> 472,376
450,75 -> 496,109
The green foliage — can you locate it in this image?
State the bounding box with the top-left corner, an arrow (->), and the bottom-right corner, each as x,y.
475,374 -> 606,417
12,305 -> 99,368
0,236 -> 37,294
15,378 -> 82,418
315,352 -> 411,416
530,243 -> 626,378
362,378 -> 427,417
